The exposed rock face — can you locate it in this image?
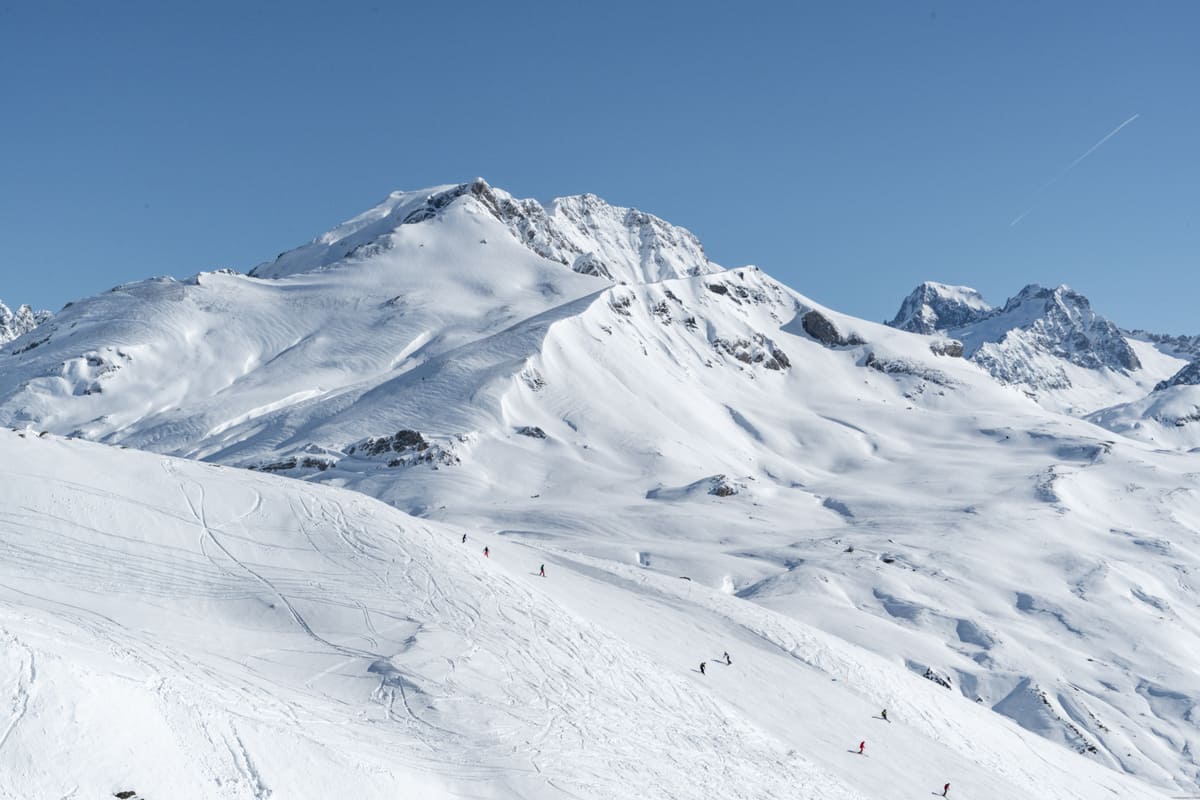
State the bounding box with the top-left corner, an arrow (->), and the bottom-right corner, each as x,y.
801,310 -> 865,348
0,299 -> 51,347
889,282 -> 991,334
1155,360 -> 1200,392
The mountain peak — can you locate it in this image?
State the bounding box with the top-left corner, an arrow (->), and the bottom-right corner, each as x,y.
888,281 -> 991,334
251,180 -> 721,285
0,298 -> 51,347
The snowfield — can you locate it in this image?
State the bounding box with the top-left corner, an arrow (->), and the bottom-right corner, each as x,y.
0,430 -> 1168,799
1,179 -> 1199,798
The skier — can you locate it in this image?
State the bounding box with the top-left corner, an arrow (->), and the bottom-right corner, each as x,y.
699,661 -> 707,675
539,564 -> 546,577
483,546 -> 489,558
858,740 -> 865,755
461,533 -> 467,543
942,783 -> 950,797
723,651 -> 732,665
880,708 -> 888,722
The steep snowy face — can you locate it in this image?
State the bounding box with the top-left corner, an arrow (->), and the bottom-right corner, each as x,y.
888,282 -> 991,334
251,179 -> 722,285
0,298 -> 51,347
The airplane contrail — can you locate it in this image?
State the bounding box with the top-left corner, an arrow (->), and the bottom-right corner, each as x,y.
1010,113 -> 1140,226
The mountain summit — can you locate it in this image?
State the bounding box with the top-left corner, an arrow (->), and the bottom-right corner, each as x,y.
887,282 -> 1150,411
889,281 -> 992,334
0,298 -> 50,347
250,178 -> 722,285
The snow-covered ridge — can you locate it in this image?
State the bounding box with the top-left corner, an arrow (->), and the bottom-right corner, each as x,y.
0,297 -> 51,347
251,178 -> 722,285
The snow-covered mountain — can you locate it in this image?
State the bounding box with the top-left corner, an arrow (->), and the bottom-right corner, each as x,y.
3,180 -> 1200,798
888,281 -> 992,334
0,297 -> 50,347
887,282 -> 1183,414
250,178 -> 721,284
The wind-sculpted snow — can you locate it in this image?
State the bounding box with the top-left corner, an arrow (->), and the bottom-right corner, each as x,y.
0,430 -> 1168,799
0,297 -> 50,347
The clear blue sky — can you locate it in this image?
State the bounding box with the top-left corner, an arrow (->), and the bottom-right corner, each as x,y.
2,1 -> 1197,331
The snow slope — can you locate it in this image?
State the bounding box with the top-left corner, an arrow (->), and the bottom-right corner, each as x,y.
0,429 -> 1168,799
2,181 -> 1200,795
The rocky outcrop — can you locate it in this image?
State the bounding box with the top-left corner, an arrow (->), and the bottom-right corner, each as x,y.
801,310 -> 865,347
929,339 -> 964,358
1155,360 -> 1200,392
0,298 -> 51,347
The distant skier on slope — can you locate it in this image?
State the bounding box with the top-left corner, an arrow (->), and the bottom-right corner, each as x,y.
942,783 -> 950,797
880,708 -> 888,722
461,533 -> 467,543
483,546 -> 489,558
699,661 -> 707,675
539,564 -> 545,577
858,740 -> 865,755
723,651 -> 732,665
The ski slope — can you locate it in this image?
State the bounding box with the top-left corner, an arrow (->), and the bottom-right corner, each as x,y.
0,429 -> 1167,799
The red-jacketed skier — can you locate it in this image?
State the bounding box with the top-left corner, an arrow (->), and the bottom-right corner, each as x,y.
942,783 -> 950,797
858,740 -> 865,755
483,546 -> 489,558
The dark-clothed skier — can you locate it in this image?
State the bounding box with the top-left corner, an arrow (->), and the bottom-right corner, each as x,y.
461,533 -> 467,543
699,661 -> 706,675
723,651 -> 732,665
483,546 -> 489,558
539,564 -> 545,577
880,709 -> 888,722
942,783 -> 950,797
